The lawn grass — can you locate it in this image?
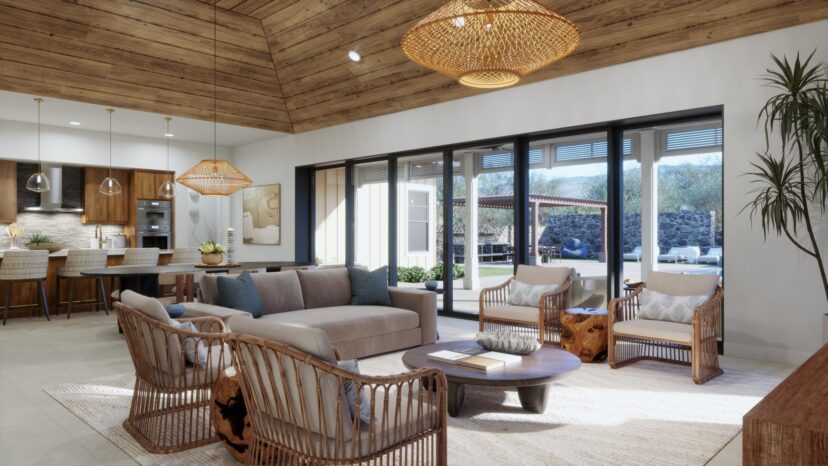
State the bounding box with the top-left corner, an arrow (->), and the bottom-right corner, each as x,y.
478,266 -> 513,277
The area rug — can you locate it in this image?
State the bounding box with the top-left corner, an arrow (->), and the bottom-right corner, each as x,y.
45,355 -> 780,466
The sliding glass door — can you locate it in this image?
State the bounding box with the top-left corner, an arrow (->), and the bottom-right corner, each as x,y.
528,132 -> 610,308
313,167 -> 346,266
451,142 -> 515,315
352,161 -> 389,270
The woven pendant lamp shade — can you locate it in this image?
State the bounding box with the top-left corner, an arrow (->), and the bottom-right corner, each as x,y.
401,0 -> 580,89
176,160 -> 252,196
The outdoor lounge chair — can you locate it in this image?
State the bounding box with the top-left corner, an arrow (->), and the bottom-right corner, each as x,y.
657,247 -> 686,263
698,247 -> 722,264
623,246 -> 642,262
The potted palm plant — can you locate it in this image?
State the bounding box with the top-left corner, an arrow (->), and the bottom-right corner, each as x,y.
744,52 -> 828,343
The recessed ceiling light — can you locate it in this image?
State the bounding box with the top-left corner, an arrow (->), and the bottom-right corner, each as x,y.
69,121 -> 81,126
348,50 -> 361,62
164,133 -> 174,137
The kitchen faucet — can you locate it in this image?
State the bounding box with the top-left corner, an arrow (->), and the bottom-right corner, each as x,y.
95,224 -> 106,249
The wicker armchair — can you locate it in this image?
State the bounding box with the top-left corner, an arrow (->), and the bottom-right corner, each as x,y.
116,291 -> 230,453
479,265 -> 571,346
227,318 -> 448,466
607,271 -> 723,384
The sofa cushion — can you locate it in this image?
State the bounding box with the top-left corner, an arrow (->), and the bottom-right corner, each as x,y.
251,271 -> 306,314
261,306 -> 419,344
227,314 -> 337,363
647,271 -> 719,297
297,268 -> 352,309
613,319 -> 692,344
484,304 -> 539,323
217,271 -> 263,318
200,271 -> 306,314
348,266 -> 391,306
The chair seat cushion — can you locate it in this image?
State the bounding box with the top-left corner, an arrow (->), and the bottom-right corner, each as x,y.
261,306 -> 419,343
613,319 -> 692,344
484,304 -> 539,323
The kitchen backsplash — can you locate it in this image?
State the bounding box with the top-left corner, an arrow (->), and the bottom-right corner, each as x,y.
0,212 -> 124,249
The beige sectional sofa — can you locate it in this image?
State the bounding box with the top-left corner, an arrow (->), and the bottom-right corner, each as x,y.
182,267 -> 438,360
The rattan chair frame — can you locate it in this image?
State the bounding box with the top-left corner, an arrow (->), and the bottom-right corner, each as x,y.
227,333 -> 448,466
116,302 -> 229,453
607,284 -> 723,384
479,277 -> 571,347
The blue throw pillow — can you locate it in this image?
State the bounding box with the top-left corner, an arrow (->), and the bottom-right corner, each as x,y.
164,303 -> 185,318
217,271 -> 263,318
349,266 -> 391,306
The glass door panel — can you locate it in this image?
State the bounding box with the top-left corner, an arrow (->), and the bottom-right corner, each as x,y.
353,161 -> 389,271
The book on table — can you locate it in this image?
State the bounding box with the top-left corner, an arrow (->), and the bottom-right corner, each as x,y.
427,347 -> 523,371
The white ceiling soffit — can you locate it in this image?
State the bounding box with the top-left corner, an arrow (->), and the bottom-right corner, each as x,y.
0,90 -> 287,147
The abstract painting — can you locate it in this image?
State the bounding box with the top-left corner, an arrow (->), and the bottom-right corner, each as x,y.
242,184 -> 281,245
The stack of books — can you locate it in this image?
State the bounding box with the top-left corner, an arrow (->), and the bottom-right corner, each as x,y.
427,346 -> 523,371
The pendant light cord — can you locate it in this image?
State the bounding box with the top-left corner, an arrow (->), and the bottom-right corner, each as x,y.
166,117 -> 171,171
108,109 -> 113,178
213,2 -> 218,162
35,98 -> 42,172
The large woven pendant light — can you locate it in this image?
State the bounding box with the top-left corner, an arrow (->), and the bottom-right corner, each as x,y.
25,97 -> 51,193
99,108 -> 122,196
401,0 -> 580,89
176,1 -> 251,196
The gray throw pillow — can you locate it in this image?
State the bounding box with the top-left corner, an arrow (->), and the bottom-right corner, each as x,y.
217,270 -> 263,318
337,359 -> 372,424
174,321 -> 207,366
348,266 -> 392,306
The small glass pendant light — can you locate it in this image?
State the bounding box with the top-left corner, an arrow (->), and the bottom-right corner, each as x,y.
158,117 -> 175,199
25,98 -> 51,193
99,108 -> 122,196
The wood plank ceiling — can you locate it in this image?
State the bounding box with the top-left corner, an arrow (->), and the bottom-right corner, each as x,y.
1,0 -> 827,134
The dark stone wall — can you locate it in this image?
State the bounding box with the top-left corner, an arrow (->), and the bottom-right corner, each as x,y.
539,210 -> 719,257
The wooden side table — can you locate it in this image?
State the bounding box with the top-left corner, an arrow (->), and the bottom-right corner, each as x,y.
561,307 -> 608,363
211,371 -> 250,463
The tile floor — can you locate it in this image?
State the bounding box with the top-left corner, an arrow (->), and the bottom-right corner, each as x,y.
0,312 -> 795,466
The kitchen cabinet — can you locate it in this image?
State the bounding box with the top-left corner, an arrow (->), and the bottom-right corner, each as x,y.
133,170 -> 175,200
81,167 -> 130,224
0,161 -> 16,223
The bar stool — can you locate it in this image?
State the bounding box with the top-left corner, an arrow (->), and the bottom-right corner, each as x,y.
57,249 -> 109,319
1,250 -> 50,326
111,248 -> 160,302
159,248 -> 201,303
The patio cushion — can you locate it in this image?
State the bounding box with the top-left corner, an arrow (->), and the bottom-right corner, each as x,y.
484,304 -> 539,323
260,306 -> 419,343
647,271 -> 719,297
613,319 -> 692,344
515,265 -> 570,286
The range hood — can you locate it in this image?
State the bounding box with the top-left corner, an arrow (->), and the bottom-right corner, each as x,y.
21,164 -> 84,213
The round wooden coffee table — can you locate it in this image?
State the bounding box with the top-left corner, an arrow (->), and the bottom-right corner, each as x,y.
403,340 -> 580,417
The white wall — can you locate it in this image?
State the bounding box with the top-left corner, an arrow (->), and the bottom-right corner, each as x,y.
0,120 -> 233,248
231,20 -> 828,364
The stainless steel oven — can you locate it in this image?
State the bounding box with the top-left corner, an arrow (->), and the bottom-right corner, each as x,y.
136,200 -> 171,249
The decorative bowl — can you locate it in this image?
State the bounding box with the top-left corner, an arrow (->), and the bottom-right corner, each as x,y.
201,253 -> 224,266
474,331 -> 541,355
424,280 -> 439,291
25,242 -> 64,253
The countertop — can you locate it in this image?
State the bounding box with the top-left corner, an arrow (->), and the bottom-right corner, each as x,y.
0,248 -> 175,259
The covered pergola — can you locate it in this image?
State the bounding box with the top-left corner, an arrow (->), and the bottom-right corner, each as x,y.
452,194 -> 608,262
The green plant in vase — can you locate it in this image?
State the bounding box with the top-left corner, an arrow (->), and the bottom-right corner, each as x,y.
199,239 -> 226,265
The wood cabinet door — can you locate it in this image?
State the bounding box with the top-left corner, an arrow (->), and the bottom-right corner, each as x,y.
82,167 -> 110,224
155,172 -> 174,196
107,168 -> 130,224
133,170 -> 156,200
0,160 -> 16,223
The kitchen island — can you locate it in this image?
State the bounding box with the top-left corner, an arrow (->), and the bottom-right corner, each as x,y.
0,249 -> 174,320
